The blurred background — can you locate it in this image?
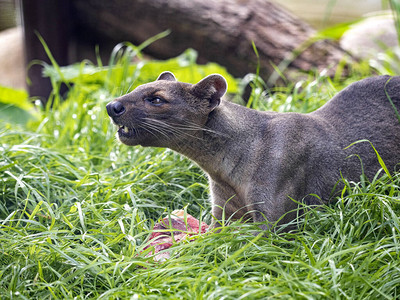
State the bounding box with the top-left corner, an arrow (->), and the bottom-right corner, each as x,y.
0,0 -> 394,99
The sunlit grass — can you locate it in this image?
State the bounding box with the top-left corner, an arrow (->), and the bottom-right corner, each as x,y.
1,34 -> 400,298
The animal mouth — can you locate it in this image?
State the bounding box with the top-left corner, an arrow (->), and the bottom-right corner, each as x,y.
117,124 -> 138,137
116,123 -> 148,138
118,125 -> 131,135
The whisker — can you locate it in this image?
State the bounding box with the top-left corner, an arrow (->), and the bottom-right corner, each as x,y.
144,118 -> 203,140
145,113 -> 228,137
142,120 -> 188,150
145,114 -> 226,137
142,122 -> 171,140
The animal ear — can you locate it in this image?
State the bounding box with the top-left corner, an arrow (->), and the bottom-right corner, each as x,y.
192,74 -> 227,111
157,71 -> 177,81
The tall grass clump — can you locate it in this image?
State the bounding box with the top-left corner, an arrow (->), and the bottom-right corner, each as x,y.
1,31 -> 400,298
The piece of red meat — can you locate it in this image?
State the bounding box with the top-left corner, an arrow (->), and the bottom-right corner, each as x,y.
143,210 -> 209,261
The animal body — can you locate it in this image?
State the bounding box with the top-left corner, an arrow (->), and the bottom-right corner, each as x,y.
106,72 -> 400,228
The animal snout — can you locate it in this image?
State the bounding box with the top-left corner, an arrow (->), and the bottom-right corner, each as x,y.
106,101 -> 126,117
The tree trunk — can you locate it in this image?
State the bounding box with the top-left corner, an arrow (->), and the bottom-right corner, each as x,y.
71,0 -> 352,84
19,0 -> 71,101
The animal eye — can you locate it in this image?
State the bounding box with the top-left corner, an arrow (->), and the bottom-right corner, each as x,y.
146,97 -> 166,106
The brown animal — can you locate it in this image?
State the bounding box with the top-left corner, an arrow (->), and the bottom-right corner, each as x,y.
106,72 -> 400,228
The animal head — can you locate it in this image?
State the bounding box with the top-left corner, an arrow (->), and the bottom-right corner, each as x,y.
106,71 -> 227,147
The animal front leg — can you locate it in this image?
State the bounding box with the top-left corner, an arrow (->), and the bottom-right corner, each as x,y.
209,179 -> 247,227
246,187 -> 302,232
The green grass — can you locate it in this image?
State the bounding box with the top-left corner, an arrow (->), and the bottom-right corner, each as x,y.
1,38 -> 400,299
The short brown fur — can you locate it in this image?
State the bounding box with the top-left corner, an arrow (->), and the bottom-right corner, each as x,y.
107,73 -> 400,229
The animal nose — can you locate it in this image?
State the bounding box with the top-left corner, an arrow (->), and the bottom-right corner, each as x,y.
106,101 -> 126,117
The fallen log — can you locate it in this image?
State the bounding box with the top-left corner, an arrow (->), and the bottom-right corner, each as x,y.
72,0 -> 352,83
